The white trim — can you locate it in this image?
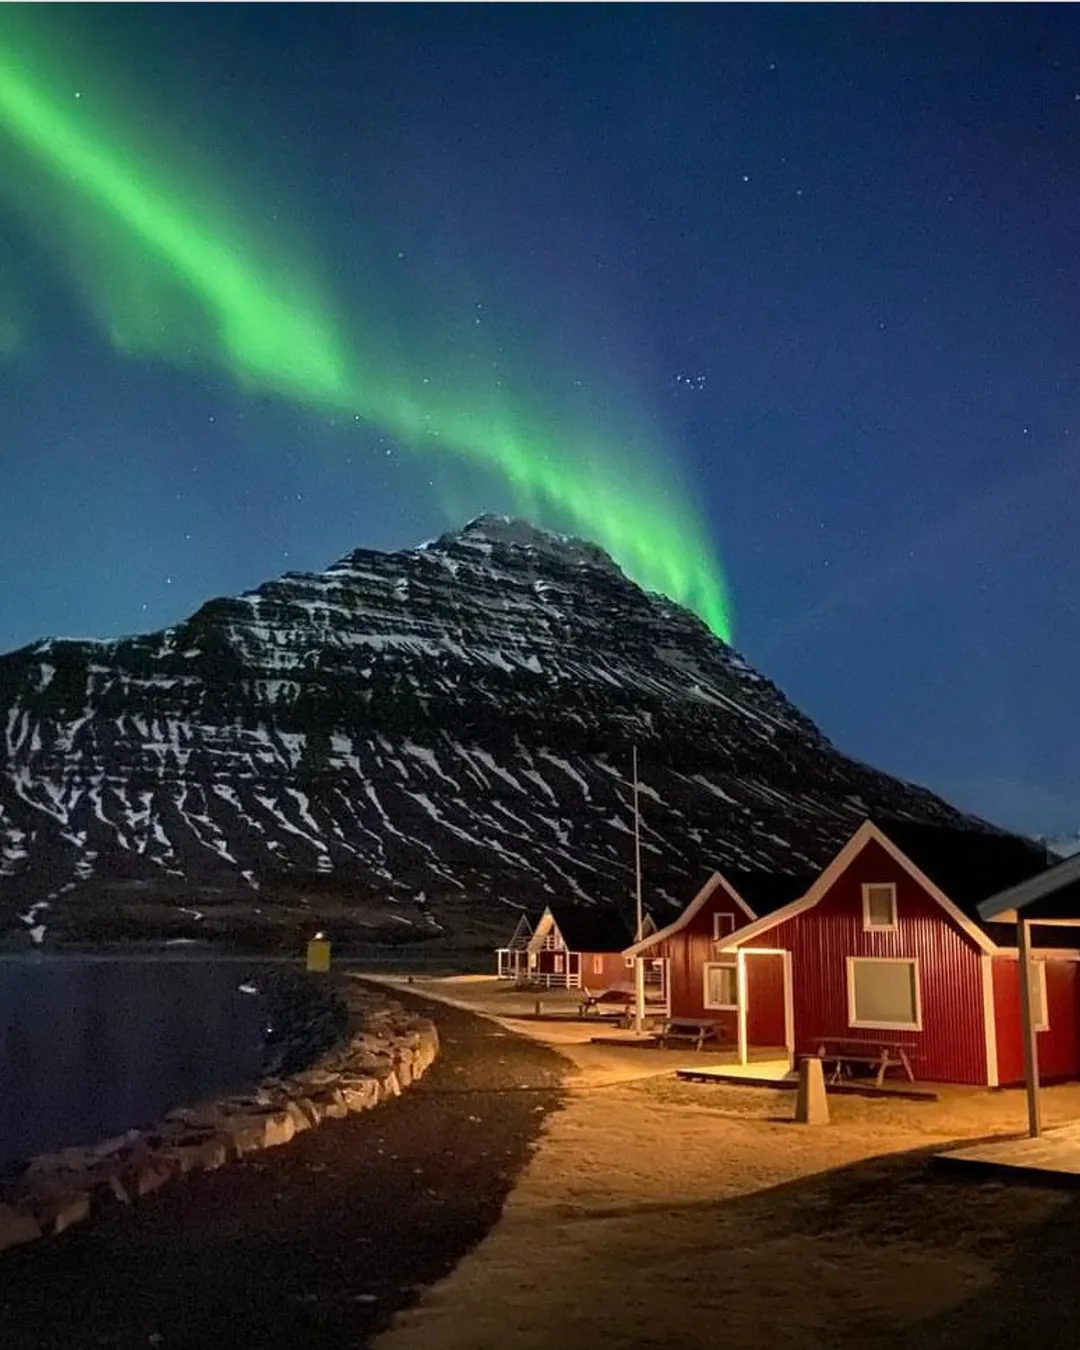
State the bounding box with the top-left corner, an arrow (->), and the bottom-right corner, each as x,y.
526,907 -> 567,954
712,911 -> 737,942
979,850 -> 1080,922
715,820 -> 998,955
862,881 -> 898,932
1032,960 -> 1050,1032
624,872 -> 761,957
783,949 -> 795,1068
980,952 -> 999,1088
846,955 -> 923,1031
702,960 -> 738,1011
997,947 -> 1080,961
736,949 -> 748,1065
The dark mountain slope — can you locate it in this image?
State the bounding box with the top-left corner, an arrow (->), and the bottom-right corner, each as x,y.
0,515 -> 1008,949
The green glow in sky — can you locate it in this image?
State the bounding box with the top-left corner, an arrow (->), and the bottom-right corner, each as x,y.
0,24 -> 733,638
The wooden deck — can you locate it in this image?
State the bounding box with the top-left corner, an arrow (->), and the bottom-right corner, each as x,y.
676,1059 -> 938,1099
939,1120 -> 1080,1186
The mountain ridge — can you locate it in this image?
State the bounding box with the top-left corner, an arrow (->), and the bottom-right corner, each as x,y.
0,515 -> 1019,950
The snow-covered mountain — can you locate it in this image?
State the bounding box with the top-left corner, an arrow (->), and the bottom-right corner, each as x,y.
0,515 -> 1012,949
1044,832 -> 1080,860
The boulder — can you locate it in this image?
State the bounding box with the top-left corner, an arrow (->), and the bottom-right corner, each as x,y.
0,1204 -> 41,1253
260,1110 -> 296,1150
50,1191 -> 92,1236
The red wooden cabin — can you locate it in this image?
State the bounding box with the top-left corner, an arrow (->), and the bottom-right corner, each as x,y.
622,868 -> 811,1049
522,904 -> 656,992
979,850 -> 1080,1084
628,819 -> 1078,1085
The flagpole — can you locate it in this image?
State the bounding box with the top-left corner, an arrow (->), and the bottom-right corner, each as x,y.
633,743 -> 646,1036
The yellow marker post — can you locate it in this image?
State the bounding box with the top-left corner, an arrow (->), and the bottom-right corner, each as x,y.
306,931 -> 331,973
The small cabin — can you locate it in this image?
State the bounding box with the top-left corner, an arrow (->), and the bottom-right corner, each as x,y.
522,904 -> 656,991
495,913 -> 534,980
628,819 -> 1077,1085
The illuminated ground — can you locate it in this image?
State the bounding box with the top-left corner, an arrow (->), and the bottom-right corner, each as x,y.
374,977 -> 1080,1350
7,978 -> 1080,1348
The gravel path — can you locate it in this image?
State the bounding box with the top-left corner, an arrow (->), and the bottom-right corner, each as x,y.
0,987 -> 567,1349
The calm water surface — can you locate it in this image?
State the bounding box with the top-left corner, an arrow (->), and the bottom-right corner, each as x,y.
0,958 -> 268,1163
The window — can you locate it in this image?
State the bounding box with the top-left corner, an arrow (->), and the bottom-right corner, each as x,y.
847,957 -> 921,1030
713,912 -> 736,941
624,955 -> 635,969
553,954 -> 564,974
703,962 -> 738,1010
862,883 -> 897,932
592,953 -> 604,976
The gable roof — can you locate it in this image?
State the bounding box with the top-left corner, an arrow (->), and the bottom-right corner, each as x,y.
978,850 -> 1080,924
542,904 -> 636,953
625,868 -> 812,958
868,816 -> 1051,923
713,819 -> 1030,956
500,913 -> 533,949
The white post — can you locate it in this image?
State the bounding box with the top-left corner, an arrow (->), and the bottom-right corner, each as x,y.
1017,918 -> 1042,1138
633,744 -> 646,1036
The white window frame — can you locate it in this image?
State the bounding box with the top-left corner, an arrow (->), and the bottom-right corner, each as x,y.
1031,960 -> 1050,1032
703,961 -> 739,1011
712,911 -> 737,942
861,882 -> 898,933
846,956 -> 922,1031
624,955 -> 634,969
592,953 -> 604,976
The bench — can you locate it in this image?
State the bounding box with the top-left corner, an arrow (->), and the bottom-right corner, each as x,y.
813,1037 -> 916,1089
659,1018 -> 726,1052
579,989 -> 633,1022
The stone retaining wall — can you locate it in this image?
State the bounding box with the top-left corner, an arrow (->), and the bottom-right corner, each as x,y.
0,975 -> 439,1256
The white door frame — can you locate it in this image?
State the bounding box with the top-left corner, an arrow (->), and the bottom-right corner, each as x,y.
736,947 -> 795,1067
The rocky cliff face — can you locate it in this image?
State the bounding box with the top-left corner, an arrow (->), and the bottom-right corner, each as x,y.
0,515 -> 999,948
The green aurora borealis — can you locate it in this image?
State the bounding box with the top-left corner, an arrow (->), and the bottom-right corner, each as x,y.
0,18 -> 732,638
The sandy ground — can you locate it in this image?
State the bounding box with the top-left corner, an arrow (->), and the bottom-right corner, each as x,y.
371,976 -> 1080,1350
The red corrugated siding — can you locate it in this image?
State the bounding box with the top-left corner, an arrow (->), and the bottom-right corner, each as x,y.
650,898 -> 742,1040
993,956 -> 1080,1085
745,952 -> 786,1046
740,838 -> 989,1084
580,951 -> 628,993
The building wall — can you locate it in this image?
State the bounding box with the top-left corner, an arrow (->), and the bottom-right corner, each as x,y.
580,950 -> 630,993
740,838 -> 989,1085
648,886 -> 745,1040
992,955 -> 1080,1085
534,948 -> 569,978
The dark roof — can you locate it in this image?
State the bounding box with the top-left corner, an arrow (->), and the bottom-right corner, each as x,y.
873,816 -> 1052,922
547,904 -> 635,952
978,850 -> 1080,924
724,869 -> 815,918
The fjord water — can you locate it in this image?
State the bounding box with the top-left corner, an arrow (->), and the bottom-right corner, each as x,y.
0,958 -> 267,1164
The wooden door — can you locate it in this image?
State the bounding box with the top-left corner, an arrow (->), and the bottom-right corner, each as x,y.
745,952 -> 787,1048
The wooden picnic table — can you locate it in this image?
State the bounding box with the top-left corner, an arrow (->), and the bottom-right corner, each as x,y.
658,1017 -> 726,1052
813,1036 -> 916,1088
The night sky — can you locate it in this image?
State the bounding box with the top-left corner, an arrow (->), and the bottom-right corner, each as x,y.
1,5 -> 1078,838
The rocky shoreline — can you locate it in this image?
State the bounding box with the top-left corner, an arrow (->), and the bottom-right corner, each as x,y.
0,973 -> 438,1256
